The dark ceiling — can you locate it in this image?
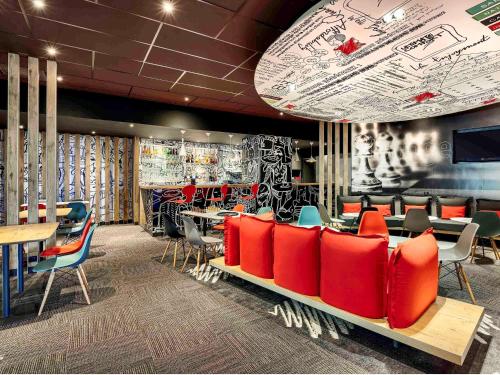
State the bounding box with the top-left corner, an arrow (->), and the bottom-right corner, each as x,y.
0,0 -> 317,120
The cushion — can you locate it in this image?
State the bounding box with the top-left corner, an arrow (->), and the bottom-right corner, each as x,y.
401,196 -> 431,214
224,216 -> 241,266
436,196 -> 472,217
372,204 -> 392,216
338,195 -> 365,215
320,229 -> 389,318
387,230 -> 439,329
441,205 -> 466,219
273,224 -> 321,296
239,216 -> 275,278
404,204 -> 426,214
343,202 -> 362,213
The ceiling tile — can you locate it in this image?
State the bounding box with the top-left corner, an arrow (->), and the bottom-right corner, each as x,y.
155,24 -> 255,65
229,94 -> 266,106
23,0 -> 159,44
93,53 -> 142,75
57,61 -> 92,78
146,47 -> 232,78
140,63 -> 183,82
203,0 -> 246,12
94,68 -> 174,91
129,86 -> 191,105
224,68 -> 254,85
189,97 -> 247,112
99,0 -> 233,36
0,10 -> 31,36
217,15 -> 282,52
59,75 -> 131,97
0,0 -> 20,12
171,83 -> 235,101
238,0 -> 313,29
29,16 -> 149,61
241,53 -> 262,70
179,72 -> 248,94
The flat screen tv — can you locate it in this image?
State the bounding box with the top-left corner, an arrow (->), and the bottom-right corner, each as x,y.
453,125 -> 500,163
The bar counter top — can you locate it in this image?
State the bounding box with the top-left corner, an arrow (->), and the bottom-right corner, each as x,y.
140,182 -> 319,190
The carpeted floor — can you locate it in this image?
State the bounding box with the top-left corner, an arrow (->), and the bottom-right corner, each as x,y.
0,225 -> 499,373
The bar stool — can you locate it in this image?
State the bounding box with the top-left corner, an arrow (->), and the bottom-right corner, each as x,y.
207,184 -> 228,208
241,183 -> 259,212
173,184 -> 196,210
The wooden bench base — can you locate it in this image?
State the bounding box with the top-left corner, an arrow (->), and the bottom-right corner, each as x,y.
209,257 -> 484,365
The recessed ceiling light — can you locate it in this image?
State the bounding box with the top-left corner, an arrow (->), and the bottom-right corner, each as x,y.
46,46 -> 57,56
56,75 -> 63,82
91,131 -> 96,135
129,123 -> 134,127
162,1 -> 174,13
184,97 -> 189,102
279,112 -> 284,116
32,0 -> 45,9
19,125 -> 24,129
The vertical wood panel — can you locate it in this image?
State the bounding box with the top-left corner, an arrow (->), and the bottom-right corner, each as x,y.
327,122 -> 333,215
46,60 -> 57,245
113,137 -> 119,223
94,136 -> 101,222
27,57 -> 39,224
133,136 -> 140,224
74,134 -> 81,199
64,133 -> 70,201
41,132 -> 46,199
318,122 -> 325,207
334,123 -> 341,217
85,136 -> 91,201
18,129 -> 24,207
343,123 -> 349,196
123,138 -> 129,222
105,136 -> 111,224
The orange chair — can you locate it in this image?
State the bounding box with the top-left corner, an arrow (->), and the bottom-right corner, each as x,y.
213,204 -> 245,231
40,219 -> 93,257
358,210 -> 389,238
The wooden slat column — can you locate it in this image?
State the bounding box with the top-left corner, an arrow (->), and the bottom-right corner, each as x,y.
113,137 -> 119,223
46,60 -> 57,246
105,136 -> 111,224
343,123 -> 349,196
318,122 -> 325,206
18,129 -> 24,207
85,136 -> 91,202
123,138 -> 129,222
334,123 -> 341,217
327,122 -> 333,215
64,134 -> 70,201
95,136 -> 101,223
133,136 -> 140,225
41,132 -> 46,199
75,134 -> 81,199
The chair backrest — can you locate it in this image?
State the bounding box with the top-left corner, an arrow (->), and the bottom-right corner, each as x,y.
453,223 -> 480,259
257,206 -> 273,215
163,213 -> 183,238
233,204 -> 245,213
317,203 -> 332,224
220,184 -> 229,198
182,185 -> 197,203
403,208 -> 432,233
74,219 -> 93,247
298,206 -> 322,226
67,224 -> 97,267
181,216 -> 205,247
472,211 -> 500,237
251,183 -> 259,197
358,210 -> 389,237
67,201 -> 87,220
354,206 -> 378,225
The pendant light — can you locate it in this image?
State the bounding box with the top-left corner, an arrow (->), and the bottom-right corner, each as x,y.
292,140 -> 301,170
179,129 -> 187,157
305,141 -> 316,163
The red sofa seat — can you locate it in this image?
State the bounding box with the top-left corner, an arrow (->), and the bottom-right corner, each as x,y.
320,229 -> 389,318
224,216 -> 241,266
273,224 -> 321,296
239,216 -> 275,279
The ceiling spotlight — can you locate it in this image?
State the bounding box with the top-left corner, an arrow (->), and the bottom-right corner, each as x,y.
19,125 -> 24,129
279,112 -> 284,116
162,1 -> 174,13
91,131 -> 96,135
184,97 -> 189,102
129,123 -> 134,127
57,75 -> 63,82
46,46 -> 57,56
32,0 -> 45,9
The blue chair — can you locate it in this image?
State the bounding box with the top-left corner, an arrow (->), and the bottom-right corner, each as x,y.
58,209 -> 93,243
66,201 -> 87,222
34,224 -> 97,315
298,206 -> 322,226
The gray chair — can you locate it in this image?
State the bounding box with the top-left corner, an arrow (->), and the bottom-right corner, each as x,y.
402,208 -> 432,237
181,216 -> 222,273
318,204 -> 334,226
438,223 -> 479,304
471,211 -> 500,262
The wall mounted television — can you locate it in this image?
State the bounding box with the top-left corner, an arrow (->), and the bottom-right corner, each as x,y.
453,125 -> 500,163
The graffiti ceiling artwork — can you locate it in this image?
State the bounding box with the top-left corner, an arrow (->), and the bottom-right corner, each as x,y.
255,0 -> 500,123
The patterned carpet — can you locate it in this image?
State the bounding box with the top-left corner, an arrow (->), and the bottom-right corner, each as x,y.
0,225 -> 499,373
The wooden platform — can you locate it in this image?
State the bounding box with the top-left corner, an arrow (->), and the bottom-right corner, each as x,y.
209,257 -> 484,365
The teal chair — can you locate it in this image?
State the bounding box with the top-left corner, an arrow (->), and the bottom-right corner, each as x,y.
66,201 -> 87,222
298,206 -> 322,226
257,207 -> 273,215
58,209 -> 93,243
34,224 -> 97,315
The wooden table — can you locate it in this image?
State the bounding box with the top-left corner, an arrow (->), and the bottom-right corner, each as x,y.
1,222 -> 59,318
19,208 -> 72,221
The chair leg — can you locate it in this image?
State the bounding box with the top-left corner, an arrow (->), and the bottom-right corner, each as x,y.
76,268 -> 91,305
181,246 -> 193,272
160,240 -> 171,263
458,263 -> 476,305
78,265 -> 90,291
172,240 -> 179,268
490,238 -> 500,260
438,261 -> 442,278
454,262 -> 463,290
196,249 -> 201,275
470,237 -> 478,263
38,270 -> 55,316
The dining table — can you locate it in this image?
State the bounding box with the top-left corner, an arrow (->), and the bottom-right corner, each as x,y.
180,210 -> 250,235
1,222 -> 60,318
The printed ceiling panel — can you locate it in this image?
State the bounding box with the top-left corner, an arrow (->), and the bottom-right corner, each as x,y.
255,0 -> 500,123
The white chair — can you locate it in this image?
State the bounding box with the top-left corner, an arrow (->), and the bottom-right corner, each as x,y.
438,223 -> 479,304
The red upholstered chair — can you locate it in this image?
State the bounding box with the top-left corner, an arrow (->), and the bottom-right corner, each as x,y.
224,216 -> 241,266
239,215 -> 275,278
207,184 -> 229,207
387,229 -> 439,328
241,183 -> 259,201
173,185 -> 196,206
320,229 -> 389,318
358,210 -> 389,238
273,224 -> 321,296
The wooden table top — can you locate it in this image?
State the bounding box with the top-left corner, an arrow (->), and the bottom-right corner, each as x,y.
0,223 -> 59,245
180,210 -> 242,221
20,201 -> 89,208
19,207 -> 72,220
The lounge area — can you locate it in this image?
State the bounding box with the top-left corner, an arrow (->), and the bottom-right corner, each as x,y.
0,0 -> 500,374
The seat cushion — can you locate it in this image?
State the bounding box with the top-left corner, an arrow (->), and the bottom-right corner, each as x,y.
436,196 -> 472,217
273,224 -> 321,296
441,205 -> 466,219
404,204 -> 426,214
320,229 -> 389,318
343,202 -> 362,213
224,217 -> 241,266
372,204 -> 392,216
239,216 -> 275,278
387,230 -> 439,328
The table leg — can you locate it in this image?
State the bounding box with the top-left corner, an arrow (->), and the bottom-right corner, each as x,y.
17,244 -> 24,293
202,218 -> 208,236
2,244 -> 10,318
